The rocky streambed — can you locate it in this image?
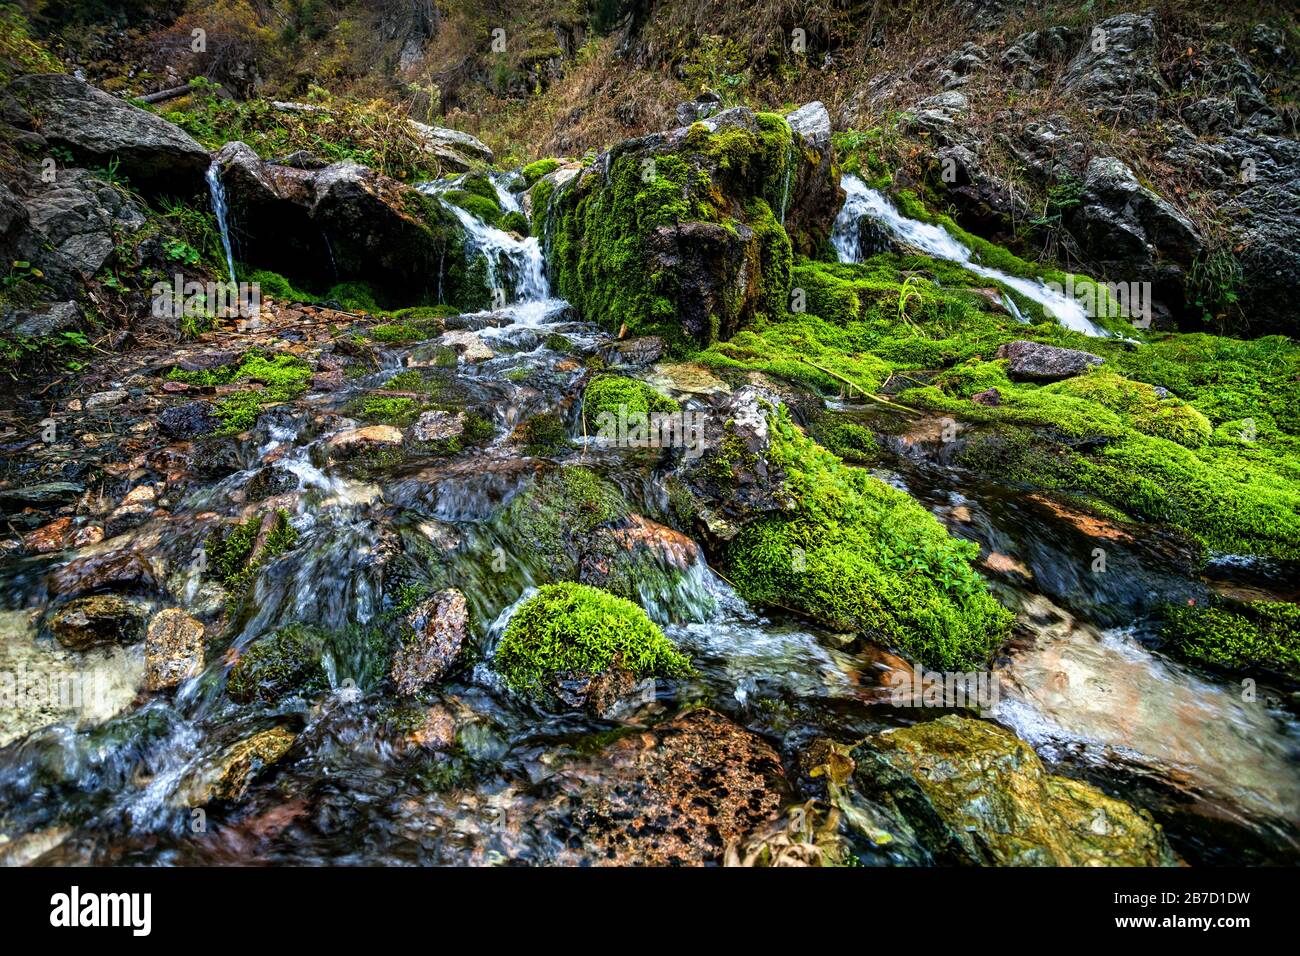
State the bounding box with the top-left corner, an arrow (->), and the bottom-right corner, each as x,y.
1,74 -> 1298,868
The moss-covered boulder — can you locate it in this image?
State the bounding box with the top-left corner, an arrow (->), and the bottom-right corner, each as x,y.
672,390 -> 1012,670
226,624 -> 329,703
851,715 -> 1179,866
543,105 -> 841,350
214,142 -> 488,309
493,582 -> 691,711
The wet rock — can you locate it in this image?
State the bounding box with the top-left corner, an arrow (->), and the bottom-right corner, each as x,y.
4,74 -> 209,194
437,330 -> 494,363
562,709 -> 788,865
172,727 -> 297,806
671,385 -> 786,540
580,514 -> 701,601
971,387 -> 1002,406
191,435 -> 246,477
47,549 -> 163,600
391,589 -> 469,696
407,409 -> 466,444
22,517 -> 73,554
0,481 -> 83,507
104,503 -> 154,537
851,715 -> 1179,866
550,665 -> 640,716
213,141 -> 480,306
46,594 -> 148,650
244,463 -> 298,501
83,389 -> 128,410
327,425 -> 405,460
995,340 -> 1103,381
144,608 -> 205,691
158,401 -> 217,439
598,336 -> 666,369
388,703 -> 459,754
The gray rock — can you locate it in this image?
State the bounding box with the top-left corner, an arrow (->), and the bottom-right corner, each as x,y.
22,168 -> 147,276
786,101 -> 831,149
158,400 -> 217,440
1071,156 -> 1202,283
1,301 -> 81,339
673,90 -> 723,126
996,340 -> 1104,381
408,409 -> 466,444
1059,12 -> 1164,122
83,389 -> 128,410
0,481 -> 84,506
5,74 -> 209,194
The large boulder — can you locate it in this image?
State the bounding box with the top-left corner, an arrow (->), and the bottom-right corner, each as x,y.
3,74 -> 209,194
1069,156 -> 1202,293
212,142 -> 486,309
850,715 -> 1179,866
996,340 -> 1103,381
20,168 -> 148,277
542,104 -> 840,348
1059,12 -> 1165,123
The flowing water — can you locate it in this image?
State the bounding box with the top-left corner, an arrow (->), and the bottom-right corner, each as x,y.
832,174 -> 1106,337
206,160 -> 238,287
1,175 -> 1296,866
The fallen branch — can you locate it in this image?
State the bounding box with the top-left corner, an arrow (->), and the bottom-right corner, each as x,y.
798,357 -> 922,416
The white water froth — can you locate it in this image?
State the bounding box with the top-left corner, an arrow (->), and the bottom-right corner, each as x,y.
832,174 -> 1105,337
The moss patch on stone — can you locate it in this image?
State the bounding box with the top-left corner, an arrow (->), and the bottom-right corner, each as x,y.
493,582 -> 691,698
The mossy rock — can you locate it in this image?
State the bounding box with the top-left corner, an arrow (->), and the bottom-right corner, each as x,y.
543,109 -> 838,350
493,582 -> 691,704
583,374 -> 679,423
852,715 -> 1179,866
724,403 -> 1013,670
505,466 -> 630,579
226,624 -> 329,703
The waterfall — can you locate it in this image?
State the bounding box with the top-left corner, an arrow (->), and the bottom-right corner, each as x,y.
416,173 -> 559,326
832,174 -> 1105,337
206,161 -> 238,287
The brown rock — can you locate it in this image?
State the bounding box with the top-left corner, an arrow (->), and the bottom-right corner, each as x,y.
326,425 -> 404,460
391,589 -> 469,695
22,517 -> 73,554
46,594 -> 147,649
172,727 -> 296,806
563,708 -> 788,865
145,608 -> 205,690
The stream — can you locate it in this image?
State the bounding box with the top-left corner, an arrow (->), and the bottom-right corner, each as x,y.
0,174 -> 1297,866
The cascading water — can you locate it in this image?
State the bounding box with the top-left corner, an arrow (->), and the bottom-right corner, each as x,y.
832,174 -> 1106,337
206,160 -> 238,287
417,173 -> 561,328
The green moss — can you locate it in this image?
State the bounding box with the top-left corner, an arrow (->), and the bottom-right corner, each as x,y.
349,395 -> 421,426
726,405 -> 1013,670
519,411 -> 569,456
444,189 -> 502,226
493,582 -> 691,698
1046,372 -> 1211,448
227,623 -> 329,703
248,269 -> 315,304
583,374 -> 679,423
791,262 -> 860,325
521,157 -> 561,186
327,280 -> 380,312
368,323 -> 424,343
1160,601 -> 1300,679
500,210 -> 529,236
207,509 -> 299,598
386,368 -> 444,395
545,115 -> 799,350
506,466 -> 629,578
169,350 -> 312,435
